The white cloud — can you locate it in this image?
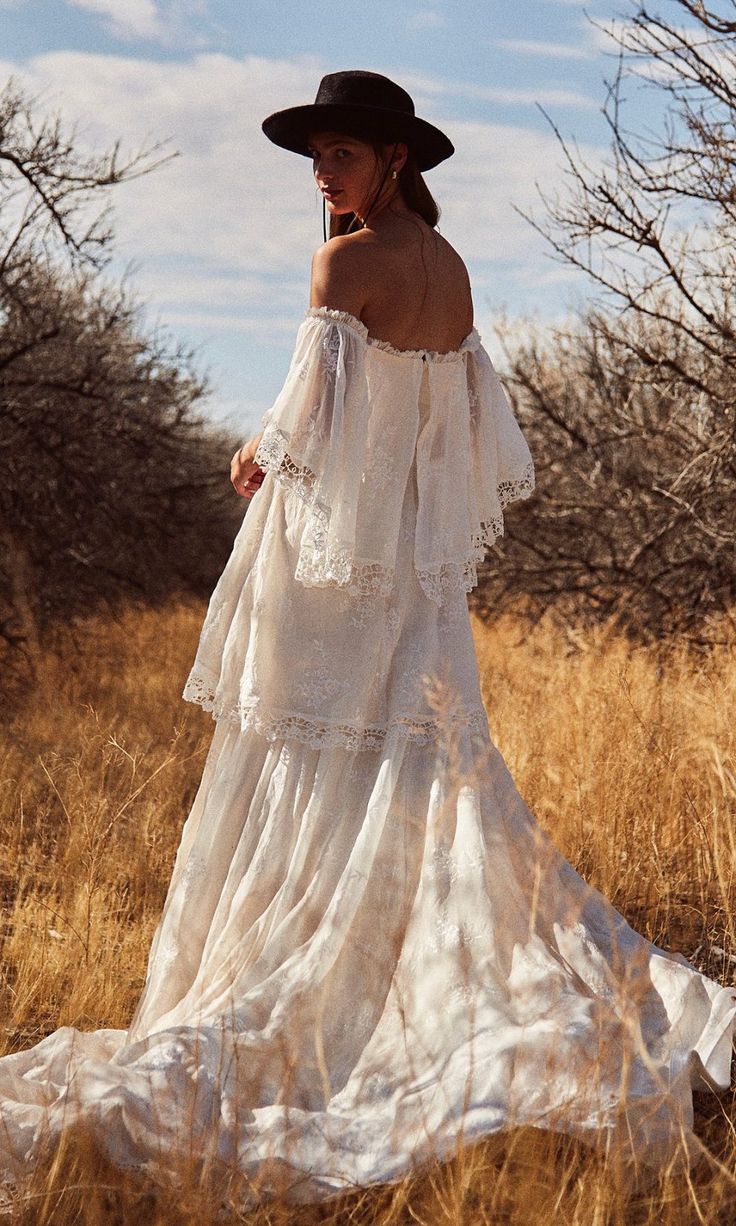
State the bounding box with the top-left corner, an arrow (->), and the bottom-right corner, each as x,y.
462,83 -> 596,109
495,38 -> 592,61
475,307 -> 589,365
428,114 -> 604,261
587,18 -> 734,88
67,0 -> 166,41
588,17 -> 639,51
0,51 -> 330,288
0,50 -> 606,417
1,48 -> 606,266
65,0 -> 211,47
163,310 -> 301,338
400,69 -> 597,111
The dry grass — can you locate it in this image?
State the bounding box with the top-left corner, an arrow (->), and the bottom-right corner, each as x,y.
0,599 -> 734,1224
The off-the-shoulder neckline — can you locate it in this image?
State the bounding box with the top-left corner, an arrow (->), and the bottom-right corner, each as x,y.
305,306 -> 481,362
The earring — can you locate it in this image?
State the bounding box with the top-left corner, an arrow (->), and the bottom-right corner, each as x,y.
391,170 -> 397,179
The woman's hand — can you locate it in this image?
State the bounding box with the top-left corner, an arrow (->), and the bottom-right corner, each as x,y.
231,433 -> 265,500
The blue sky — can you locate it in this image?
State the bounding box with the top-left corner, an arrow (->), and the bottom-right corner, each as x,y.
0,0 -> 675,435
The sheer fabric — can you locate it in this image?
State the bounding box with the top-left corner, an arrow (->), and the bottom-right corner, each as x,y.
180,310 -> 530,752
252,307 -> 535,604
0,306 -> 732,1210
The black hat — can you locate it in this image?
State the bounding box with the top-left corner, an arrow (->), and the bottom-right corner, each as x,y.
261,70 -> 454,172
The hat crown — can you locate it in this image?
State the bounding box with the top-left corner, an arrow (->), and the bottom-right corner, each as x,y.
314,71 -> 415,118
261,69 -> 454,171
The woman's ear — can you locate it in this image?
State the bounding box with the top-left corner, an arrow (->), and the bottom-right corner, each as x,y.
393,140 -> 409,175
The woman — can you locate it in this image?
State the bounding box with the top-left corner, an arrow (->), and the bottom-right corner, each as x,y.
0,69 -> 732,1209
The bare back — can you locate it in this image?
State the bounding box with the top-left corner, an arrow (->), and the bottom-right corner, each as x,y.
341,218 -> 474,355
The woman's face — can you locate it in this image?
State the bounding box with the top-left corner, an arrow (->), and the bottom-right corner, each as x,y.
307,130 -> 404,221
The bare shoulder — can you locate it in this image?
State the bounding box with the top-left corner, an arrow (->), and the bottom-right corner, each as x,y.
434,231 -> 473,330
435,230 -> 472,289
309,234 -> 369,317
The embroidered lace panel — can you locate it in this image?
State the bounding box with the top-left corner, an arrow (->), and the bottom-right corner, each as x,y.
254,424 -> 395,597
256,418 -> 535,604
182,671 -> 489,752
416,462 -> 537,601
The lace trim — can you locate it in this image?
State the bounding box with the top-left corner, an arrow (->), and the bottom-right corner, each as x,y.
255,424 -> 395,597
416,558 -> 482,605
417,461 -> 537,604
256,425 -> 535,604
254,425 -> 322,508
497,464 -> 536,507
254,422 -> 329,536
182,673 -> 489,751
295,550 -> 394,597
305,306 -> 481,363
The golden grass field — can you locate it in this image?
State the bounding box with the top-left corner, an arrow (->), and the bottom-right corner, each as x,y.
0,599 -> 734,1224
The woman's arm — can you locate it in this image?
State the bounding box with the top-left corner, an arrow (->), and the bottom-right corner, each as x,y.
230,239 -> 358,504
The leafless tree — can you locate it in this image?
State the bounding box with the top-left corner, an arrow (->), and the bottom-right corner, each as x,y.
473,0 -> 736,647
0,73 -> 174,276
0,77 -> 241,682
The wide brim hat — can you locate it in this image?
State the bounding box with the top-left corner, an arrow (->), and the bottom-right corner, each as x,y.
262,69 -> 454,172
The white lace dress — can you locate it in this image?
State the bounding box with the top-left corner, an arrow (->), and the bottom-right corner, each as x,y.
0,307 -> 733,1207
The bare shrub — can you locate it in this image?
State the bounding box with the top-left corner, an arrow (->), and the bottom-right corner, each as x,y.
474,0 -> 736,647
0,77 -> 242,682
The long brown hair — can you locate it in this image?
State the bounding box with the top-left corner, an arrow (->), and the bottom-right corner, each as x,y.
327,137 -> 441,238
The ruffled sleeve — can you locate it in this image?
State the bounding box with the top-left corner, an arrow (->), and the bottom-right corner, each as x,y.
467,342 -> 536,552
412,339 -> 535,604
254,308 -> 417,597
254,307 -> 535,605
